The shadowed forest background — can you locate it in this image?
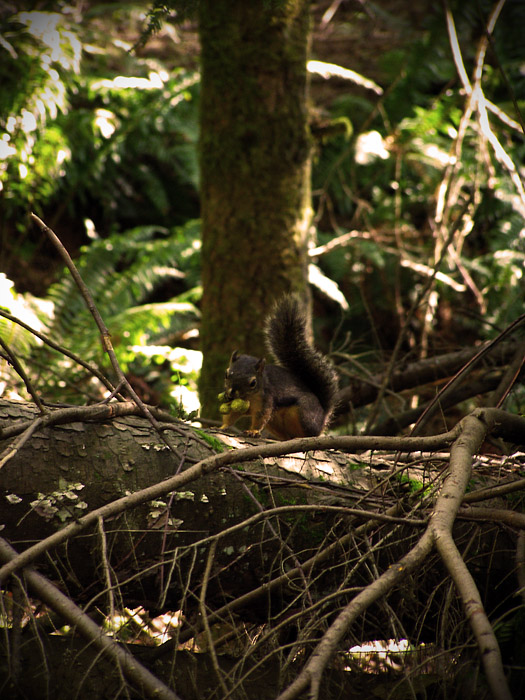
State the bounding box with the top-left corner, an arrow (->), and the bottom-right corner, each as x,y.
0,1 -> 525,699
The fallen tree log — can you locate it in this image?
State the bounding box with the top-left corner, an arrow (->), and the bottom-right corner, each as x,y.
1,398 -> 525,699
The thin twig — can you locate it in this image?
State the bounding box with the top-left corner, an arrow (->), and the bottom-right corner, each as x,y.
199,540 -> 229,696
486,340 -> 525,407
164,500 -> 412,653
98,516 -> 115,621
0,337 -> 46,412
226,467 -> 315,607
0,308 -> 118,396
274,407 -> 519,700
276,531 -> 435,700
0,417 -> 43,470
410,313 -> 525,434
516,531 -> 525,605
364,194 -> 474,432
30,213 -> 173,446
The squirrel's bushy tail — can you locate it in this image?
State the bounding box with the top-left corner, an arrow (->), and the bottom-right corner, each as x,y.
265,295 -> 338,415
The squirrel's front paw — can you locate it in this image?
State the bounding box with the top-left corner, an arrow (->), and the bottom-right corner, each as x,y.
244,429 -> 261,438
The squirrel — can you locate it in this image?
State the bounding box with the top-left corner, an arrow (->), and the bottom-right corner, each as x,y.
219,295 -> 338,440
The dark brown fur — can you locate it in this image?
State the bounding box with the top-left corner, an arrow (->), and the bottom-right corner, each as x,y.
221,296 -> 338,439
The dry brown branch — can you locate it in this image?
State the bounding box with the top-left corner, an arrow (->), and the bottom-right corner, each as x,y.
458,506 -> 525,529
334,339 -> 518,413
486,339 -> 525,407
0,538 -> 181,700
0,307 -> 118,396
431,412 -> 512,700
464,476 -> 525,504
0,416 -> 44,469
411,314 -> 525,435
273,407 -> 524,699
370,371 -> 502,435
199,540 -> 228,696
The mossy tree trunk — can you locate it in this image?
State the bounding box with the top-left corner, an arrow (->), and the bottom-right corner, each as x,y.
198,0 -> 312,419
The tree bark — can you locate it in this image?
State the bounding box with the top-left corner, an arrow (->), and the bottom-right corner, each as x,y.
0,398 -> 380,612
198,0 -> 313,419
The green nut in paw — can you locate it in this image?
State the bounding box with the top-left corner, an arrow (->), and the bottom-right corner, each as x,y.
219,403 -> 232,414
230,398 -> 250,413
217,392 -> 226,402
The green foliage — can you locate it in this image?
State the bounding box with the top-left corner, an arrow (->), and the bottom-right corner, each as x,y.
0,275 -> 44,360
0,5 -> 203,411
54,67 -> 200,232
48,222 -> 199,354
1,5 -> 200,270
0,10 -> 81,225
346,461 -> 365,472
27,222 -> 202,404
138,1 -> 200,49
2,1 -> 524,420
313,0 -> 525,359
397,473 -> 426,496
192,429 -> 227,452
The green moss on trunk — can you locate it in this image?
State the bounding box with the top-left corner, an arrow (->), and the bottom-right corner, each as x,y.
198,0 -> 312,419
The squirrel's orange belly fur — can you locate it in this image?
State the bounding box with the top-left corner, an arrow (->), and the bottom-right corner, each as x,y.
267,405 -> 306,440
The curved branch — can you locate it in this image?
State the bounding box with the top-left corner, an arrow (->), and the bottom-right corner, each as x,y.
275,407 -> 522,700
0,538 -> 181,700
431,412 -> 512,700
276,531 -> 435,700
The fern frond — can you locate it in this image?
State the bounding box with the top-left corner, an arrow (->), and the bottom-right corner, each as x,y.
40,222 -> 201,380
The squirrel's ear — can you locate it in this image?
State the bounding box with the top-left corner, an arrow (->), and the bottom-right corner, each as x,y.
255,357 -> 266,372
230,350 -> 240,364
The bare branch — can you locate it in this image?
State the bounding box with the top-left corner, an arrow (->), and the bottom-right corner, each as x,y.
431,412 -> 512,700
0,538 -> 181,700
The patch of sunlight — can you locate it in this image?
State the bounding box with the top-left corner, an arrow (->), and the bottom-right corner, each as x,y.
92,72 -> 167,91
355,130 -> 389,164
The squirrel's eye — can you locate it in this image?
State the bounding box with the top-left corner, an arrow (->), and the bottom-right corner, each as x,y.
249,377 -> 257,388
